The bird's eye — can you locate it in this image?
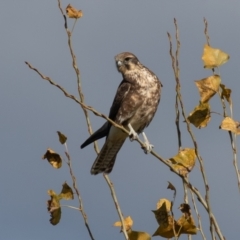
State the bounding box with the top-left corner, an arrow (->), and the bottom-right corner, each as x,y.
125,57 -> 132,62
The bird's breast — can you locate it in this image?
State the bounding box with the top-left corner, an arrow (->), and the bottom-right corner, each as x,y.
123,68 -> 161,133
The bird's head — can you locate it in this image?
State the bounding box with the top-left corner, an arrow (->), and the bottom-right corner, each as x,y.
115,52 -> 140,74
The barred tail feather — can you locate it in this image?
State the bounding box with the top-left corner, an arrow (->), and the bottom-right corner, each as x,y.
91,138 -> 126,175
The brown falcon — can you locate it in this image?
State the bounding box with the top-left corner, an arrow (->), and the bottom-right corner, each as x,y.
81,52 -> 162,175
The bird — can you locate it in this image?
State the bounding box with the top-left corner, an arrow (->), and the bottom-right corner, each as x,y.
81,52 -> 162,175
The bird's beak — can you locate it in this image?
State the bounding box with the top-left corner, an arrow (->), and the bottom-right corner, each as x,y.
116,60 -> 124,72
116,60 -> 123,67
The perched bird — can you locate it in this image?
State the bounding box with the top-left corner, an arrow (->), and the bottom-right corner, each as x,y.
81,52 -> 162,175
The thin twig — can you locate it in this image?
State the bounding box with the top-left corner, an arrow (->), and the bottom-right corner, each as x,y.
103,174 -> 129,233
64,143 -> 95,240
174,26 -> 182,151
203,18 -> 210,46
61,205 -> 81,211
172,19 -> 190,239
71,19 -> 78,33
190,191 -> 206,240
57,0 -> 99,154
228,131 -> 240,191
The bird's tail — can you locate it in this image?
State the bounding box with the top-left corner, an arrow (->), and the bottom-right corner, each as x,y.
91,138 -> 126,175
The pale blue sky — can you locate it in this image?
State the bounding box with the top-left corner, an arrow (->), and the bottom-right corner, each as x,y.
1,1 -> 240,239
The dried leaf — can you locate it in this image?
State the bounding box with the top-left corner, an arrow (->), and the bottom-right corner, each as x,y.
114,216 -> 151,239
59,182 -> 74,200
187,102 -> 211,128
152,204 -> 178,238
42,148 -> 62,169
169,148 -> 196,176
156,198 -> 171,212
219,117 -> 240,134
153,199 -> 171,226
202,44 -> 230,68
167,182 -> 176,192
66,4 -> 83,19
177,204 -> 198,235
179,203 -> 191,216
152,222 -> 177,239
220,84 -> 232,104
114,216 -> 133,231
152,199 -> 199,238
127,230 -> 151,240
57,131 -> 67,144
177,215 -> 198,235
47,190 -> 61,225
195,75 -> 221,103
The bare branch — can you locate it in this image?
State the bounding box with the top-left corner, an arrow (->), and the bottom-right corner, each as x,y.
64,143 -> 95,240
57,0 -> 99,154
190,191 -> 206,240
203,18 -> 210,46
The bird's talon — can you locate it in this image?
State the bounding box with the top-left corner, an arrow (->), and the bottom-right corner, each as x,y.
129,134 -> 134,141
128,128 -> 138,141
143,143 -> 154,154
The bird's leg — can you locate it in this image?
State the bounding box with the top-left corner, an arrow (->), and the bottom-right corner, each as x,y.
142,132 -> 154,154
128,123 -> 139,141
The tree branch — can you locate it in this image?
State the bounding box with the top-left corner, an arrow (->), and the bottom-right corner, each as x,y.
25,60 -> 224,239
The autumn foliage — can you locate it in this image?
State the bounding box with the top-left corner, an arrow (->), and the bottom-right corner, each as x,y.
26,2 -> 238,240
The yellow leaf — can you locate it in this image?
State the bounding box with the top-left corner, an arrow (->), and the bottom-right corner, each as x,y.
47,190 -> 61,225
128,230 -> 151,240
195,75 -> 221,103
152,213 -> 179,238
153,202 -> 198,238
177,215 -> 198,235
168,148 -> 196,176
156,198 -> 171,212
66,4 -> 83,19
42,148 -> 62,169
219,117 -> 240,134
220,84 -> 232,104
114,216 -> 133,231
152,199 -> 196,238
202,44 -> 230,68
59,182 -> 74,200
187,102 -> 211,128
152,222 -> 178,239
177,204 -> 198,235
57,131 -> 67,144
114,216 -> 151,239
152,199 -> 171,226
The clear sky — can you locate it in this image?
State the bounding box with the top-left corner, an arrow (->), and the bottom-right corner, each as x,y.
1,0 -> 240,239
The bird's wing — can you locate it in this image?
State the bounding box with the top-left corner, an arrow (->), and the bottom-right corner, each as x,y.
80,80 -> 131,149
108,79 -> 132,121
110,79 -> 144,125
80,122 -> 109,149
